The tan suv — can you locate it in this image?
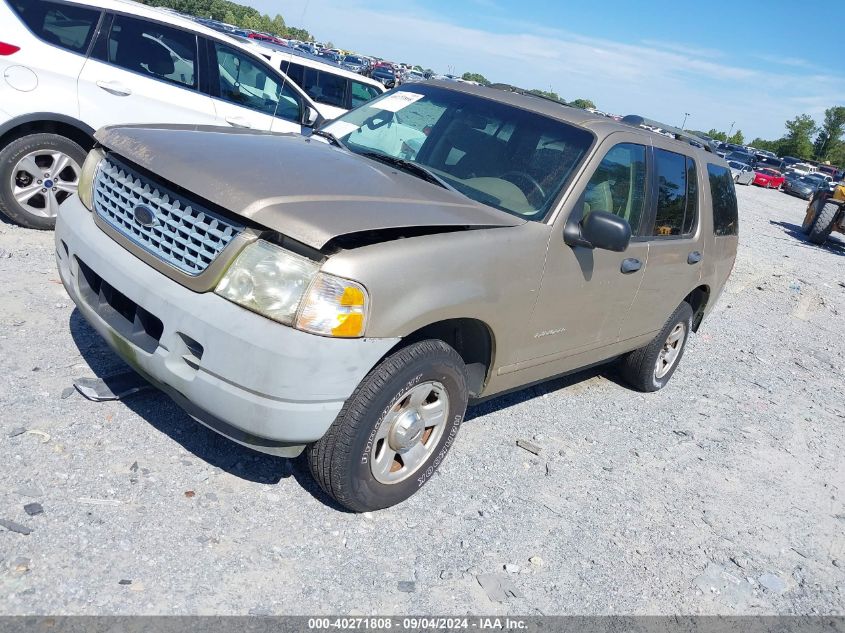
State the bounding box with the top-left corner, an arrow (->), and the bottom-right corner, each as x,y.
55,81 -> 738,511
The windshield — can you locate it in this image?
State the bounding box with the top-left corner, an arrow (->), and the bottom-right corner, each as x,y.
345,56 -> 362,64
323,85 -> 595,219
728,161 -> 746,170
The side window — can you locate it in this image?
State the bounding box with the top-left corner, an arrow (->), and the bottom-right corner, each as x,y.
652,149 -> 697,237
212,44 -> 302,121
105,15 -> 197,88
9,0 -> 101,54
683,157 -> 698,234
279,61 -> 305,86
582,143 -> 647,234
299,68 -> 347,108
707,164 -> 739,236
350,81 -> 381,109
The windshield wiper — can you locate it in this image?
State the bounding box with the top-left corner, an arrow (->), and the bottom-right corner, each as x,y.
359,152 -> 451,190
311,128 -> 346,149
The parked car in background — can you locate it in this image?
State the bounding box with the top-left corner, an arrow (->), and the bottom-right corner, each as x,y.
786,162 -> 816,177
728,160 -> 755,185
398,69 -> 426,84
781,156 -> 803,169
755,156 -> 783,171
725,151 -> 756,167
275,54 -> 385,118
371,65 -> 397,88
342,54 -> 367,74
0,0 -> 322,229
752,168 -> 785,189
783,174 -> 825,199
56,80 -> 737,511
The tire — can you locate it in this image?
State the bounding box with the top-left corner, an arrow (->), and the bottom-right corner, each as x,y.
619,302 -> 694,393
307,339 -> 468,512
801,200 -> 818,234
0,133 -> 87,230
807,201 -> 840,245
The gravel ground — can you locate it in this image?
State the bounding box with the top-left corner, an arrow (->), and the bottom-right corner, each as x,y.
0,183 -> 843,615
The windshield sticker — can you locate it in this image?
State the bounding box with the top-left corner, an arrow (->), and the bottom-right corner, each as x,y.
325,121 -> 360,137
376,92 -> 424,113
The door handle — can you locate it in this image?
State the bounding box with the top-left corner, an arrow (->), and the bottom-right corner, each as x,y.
225,116 -> 252,128
621,258 -> 642,274
687,251 -> 702,264
96,80 -> 131,96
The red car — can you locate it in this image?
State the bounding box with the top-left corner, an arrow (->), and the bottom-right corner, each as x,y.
753,168 -> 785,189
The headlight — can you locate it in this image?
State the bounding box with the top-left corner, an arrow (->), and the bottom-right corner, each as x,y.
296,273 -> 368,337
215,241 -> 369,337
215,241 -> 319,325
78,148 -> 105,211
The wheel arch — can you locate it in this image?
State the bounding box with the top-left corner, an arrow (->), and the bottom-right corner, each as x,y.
0,113 -> 96,153
684,285 -> 711,332
382,318 -> 495,398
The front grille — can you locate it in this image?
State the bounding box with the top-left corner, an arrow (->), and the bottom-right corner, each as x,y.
93,157 -> 243,276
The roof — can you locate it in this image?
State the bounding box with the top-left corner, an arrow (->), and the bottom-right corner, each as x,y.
422,81 -> 723,161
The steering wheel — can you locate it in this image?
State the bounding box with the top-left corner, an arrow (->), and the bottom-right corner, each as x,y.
500,171 -> 545,205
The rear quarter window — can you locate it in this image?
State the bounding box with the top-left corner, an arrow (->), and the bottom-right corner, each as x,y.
651,149 -> 698,237
9,0 -> 101,54
707,164 -> 739,236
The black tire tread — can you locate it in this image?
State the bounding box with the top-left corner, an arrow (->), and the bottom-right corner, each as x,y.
0,133 -> 87,230
307,339 -> 465,511
620,302 -> 694,393
807,201 -> 840,245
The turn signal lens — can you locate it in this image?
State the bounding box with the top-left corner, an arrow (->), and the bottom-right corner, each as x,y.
296,273 -> 368,338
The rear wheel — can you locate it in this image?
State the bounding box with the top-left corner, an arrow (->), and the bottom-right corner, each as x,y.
307,340 -> 468,512
807,201 -> 840,245
0,133 -> 86,230
619,302 -> 694,392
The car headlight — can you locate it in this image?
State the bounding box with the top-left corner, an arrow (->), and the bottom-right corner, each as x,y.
78,148 -> 105,211
215,240 -> 319,325
215,240 -> 369,337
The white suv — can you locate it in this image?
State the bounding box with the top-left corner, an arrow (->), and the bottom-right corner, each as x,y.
0,0 -> 323,229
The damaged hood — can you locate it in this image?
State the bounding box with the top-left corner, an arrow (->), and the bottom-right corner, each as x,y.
95,125 -> 524,250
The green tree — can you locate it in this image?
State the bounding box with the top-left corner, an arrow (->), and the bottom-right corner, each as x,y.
813,106 -> 845,161
780,114 -> 817,159
269,14 -> 285,35
705,128 -> 728,142
569,98 -> 596,110
461,72 -> 490,86
727,130 -> 744,145
222,9 -> 236,24
528,89 -> 562,102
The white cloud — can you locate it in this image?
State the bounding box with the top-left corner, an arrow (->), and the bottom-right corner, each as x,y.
268,0 -> 845,138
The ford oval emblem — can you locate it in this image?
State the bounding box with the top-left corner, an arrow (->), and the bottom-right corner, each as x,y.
133,204 -> 157,228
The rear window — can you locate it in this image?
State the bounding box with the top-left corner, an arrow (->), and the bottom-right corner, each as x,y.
707,164 -> 739,236
9,0 -> 101,54
651,149 -> 698,237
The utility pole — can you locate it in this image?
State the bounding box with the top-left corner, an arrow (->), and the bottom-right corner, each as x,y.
681,112 -> 690,130
727,121 -> 735,141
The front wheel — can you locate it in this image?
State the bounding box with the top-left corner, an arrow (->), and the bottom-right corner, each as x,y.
0,133 -> 87,230
619,302 -> 694,392
307,340 -> 468,512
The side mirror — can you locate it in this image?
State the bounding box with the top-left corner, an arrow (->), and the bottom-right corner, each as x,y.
303,106 -> 322,128
564,210 -> 631,252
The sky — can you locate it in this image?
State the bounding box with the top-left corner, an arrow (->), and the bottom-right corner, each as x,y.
254,0 -> 845,140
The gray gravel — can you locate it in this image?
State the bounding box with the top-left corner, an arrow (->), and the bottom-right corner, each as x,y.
0,184 -> 843,615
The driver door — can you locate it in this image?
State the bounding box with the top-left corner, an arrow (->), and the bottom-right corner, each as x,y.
206,41 -> 304,133
518,135 -> 652,366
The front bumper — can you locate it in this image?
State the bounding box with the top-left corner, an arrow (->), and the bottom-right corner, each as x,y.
55,197 -> 399,456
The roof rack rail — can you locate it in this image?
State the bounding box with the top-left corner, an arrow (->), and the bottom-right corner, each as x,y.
621,115 -> 715,153
489,83 -> 570,107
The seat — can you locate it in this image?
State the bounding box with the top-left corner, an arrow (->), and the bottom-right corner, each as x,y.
583,180 -> 613,215
114,32 -> 174,78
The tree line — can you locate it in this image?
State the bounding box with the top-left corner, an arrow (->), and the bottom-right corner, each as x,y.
135,0 -> 314,41
694,106 -> 845,166
461,73 -> 595,109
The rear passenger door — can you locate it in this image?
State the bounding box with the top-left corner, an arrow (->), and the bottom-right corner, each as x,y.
620,146 -> 704,341
4,0 -> 102,120
78,13 -> 217,129
206,41 -> 305,133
